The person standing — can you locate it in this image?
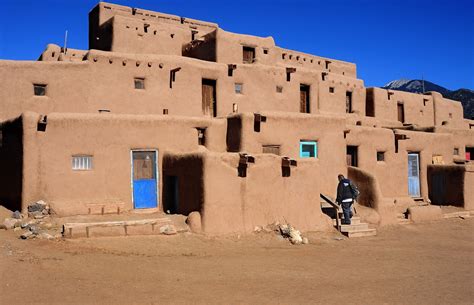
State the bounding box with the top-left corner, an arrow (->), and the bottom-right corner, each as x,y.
336,174 -> 359,225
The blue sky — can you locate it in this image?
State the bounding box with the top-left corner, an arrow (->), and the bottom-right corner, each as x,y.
0,0 -> 472,89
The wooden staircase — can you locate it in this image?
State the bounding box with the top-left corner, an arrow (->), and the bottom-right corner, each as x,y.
320,194 -> 376,238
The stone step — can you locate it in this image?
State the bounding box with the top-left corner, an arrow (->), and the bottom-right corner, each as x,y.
342,228 -> 377,238
62,217 -> 186,238
340,223 -> 369,232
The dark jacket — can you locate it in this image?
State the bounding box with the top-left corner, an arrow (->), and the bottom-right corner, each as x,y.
336,178 -> 356,204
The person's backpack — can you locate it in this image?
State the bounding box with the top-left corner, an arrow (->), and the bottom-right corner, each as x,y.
349,182 -> 360,200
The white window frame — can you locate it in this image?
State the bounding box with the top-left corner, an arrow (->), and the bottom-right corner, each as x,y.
72,155 -> 93,171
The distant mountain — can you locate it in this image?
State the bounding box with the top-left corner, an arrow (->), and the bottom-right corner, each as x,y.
382,79 -> 474,119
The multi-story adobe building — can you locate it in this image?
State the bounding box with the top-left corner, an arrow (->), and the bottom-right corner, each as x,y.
0,2 -> 473,234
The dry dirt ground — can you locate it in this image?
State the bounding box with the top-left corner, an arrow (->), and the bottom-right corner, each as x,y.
1,218 -> 473,305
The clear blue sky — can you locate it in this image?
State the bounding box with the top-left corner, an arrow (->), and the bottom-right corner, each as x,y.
1,0 -> 473,90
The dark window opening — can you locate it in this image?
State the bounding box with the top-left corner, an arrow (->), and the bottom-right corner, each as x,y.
300,141 -> 318,158
263,49 -> 269,54
197,128 -> 206,146
144,24 -> 149,33
243,46 -> 255,63
325,60 -> 330,69
397,102 -> 405,123
322,72 -> 327,81
423,98 -> 429,106
466,147 -> 474,161
191,30 -> 198,40
134,78 -> 145,89
300,84 -> 310,113
453,148 -> 459,155
346,146 -> 358,167
329,87 -> 335,93
346,91 -> 353,113
276,86 -> 283,93
262,145 -> 280,155
366,90 -> 375,117
377,151 -> 385,161
33,84 -> 47,96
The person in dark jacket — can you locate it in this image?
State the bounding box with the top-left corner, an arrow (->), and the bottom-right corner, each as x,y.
336,174 -> 359,225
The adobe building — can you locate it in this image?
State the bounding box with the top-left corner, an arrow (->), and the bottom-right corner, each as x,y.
0,2 -> 473,235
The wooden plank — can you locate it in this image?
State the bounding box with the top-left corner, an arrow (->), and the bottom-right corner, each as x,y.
63,218 -> 171,230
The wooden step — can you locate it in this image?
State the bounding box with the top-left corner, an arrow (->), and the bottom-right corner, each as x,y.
342,228 -> 377,238
340,223 -> 369,232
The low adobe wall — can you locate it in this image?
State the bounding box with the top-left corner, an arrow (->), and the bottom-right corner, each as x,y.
427,164 -> 474,210
193,152 -> 332,234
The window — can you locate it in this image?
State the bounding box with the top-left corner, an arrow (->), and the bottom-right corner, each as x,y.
33,84 -> 47,96
300,141 -> 318,158
134,78 -> 145,89
300,84 -> 310,113
263,48 -> 269,54
377,151 -> 385,162
346,146 -> 358,167
197,128 -> 206,146
276,86 -> 283,93
329,87 -> 335,93
397,102 -> 405,123
453,148 -> 459,155
242,46 -> 255,63
466,147 -> 474,161
346,91 -> 352,113
235,83 -> 243,94
72,155 -> 93,170
262,145 -> 280,155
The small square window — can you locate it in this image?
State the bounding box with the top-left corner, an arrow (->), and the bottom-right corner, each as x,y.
72,155 -> 93,170
235,83 -> 243,94
33,84 -> 47,96
276,86 -> 283,93
263,49 -> 269,54
377,151 -> 385,161
453,148 -> 459,155
134,78 -> 145,89
300,141 -> 318,158
329,87 -> 335,93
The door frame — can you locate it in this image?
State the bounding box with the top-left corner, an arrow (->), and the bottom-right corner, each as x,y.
130,149 -> 159,209
407,152 -> 421,198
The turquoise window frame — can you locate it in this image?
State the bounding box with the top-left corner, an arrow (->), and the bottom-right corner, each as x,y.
300,141 -> 318,158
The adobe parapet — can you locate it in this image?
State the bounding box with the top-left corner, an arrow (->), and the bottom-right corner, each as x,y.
89,2 -> 357,78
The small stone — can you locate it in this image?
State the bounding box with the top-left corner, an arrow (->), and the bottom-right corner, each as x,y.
42,222 -> 53,229
11,211 -> 22,219
159,224 -> 177,235
254,226 -> 262,233
0,224 -> 7,230
302,237 -> 309,244
3,218 -> 19,229
28,225 -> 40,234
20,231 -> 34,240
13,227 -> 22,232
37,232 -> 54,240
186,212 -> 202,233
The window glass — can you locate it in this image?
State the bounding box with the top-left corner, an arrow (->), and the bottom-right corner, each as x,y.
300,141 -> 318,158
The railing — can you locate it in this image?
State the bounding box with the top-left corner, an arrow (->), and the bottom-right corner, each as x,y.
320,193 -> 341,232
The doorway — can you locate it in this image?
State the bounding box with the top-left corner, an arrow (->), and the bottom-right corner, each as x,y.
397,103 -> 405,123
202,79 -> 216,117
164,175 -> 179,214
408,152 -> 421,197
346,146 -> 358,167
300,84 -> 310,113
131,150 -> 158,209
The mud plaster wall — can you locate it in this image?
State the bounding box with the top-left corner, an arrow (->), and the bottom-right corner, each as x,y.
229,112 -> 346,196
0,53 -> 364,122
0,117 -> 23,211
434,127 -> 474,160
20,112 -> 226,215
431,92 -> 467,129
201,153 -> 332,234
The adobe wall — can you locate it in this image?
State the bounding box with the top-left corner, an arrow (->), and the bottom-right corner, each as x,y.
227,112 -> 347,196
0,51 -> 365,122
200,152 -> 333,234
89,2 -> 217,52
430,92 -> 467,129
20,112 -> 226,215
433,127 -> 474,161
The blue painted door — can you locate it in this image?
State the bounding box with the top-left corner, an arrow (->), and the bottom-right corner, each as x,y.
132,151 -> 158,209
408,153 -> 421,197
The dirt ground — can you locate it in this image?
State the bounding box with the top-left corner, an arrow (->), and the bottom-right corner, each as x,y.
1,218 -> 473,305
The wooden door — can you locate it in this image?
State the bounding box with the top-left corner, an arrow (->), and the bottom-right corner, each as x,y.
397,103 -> 405,123
132,150 -> 158,209
202,79 -> 216,117
300,85 -> 310,113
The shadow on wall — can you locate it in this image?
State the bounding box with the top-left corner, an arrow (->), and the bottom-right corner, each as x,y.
162,154 -> 203,215
427,165 -> 464,207
0,117 -> 23,212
